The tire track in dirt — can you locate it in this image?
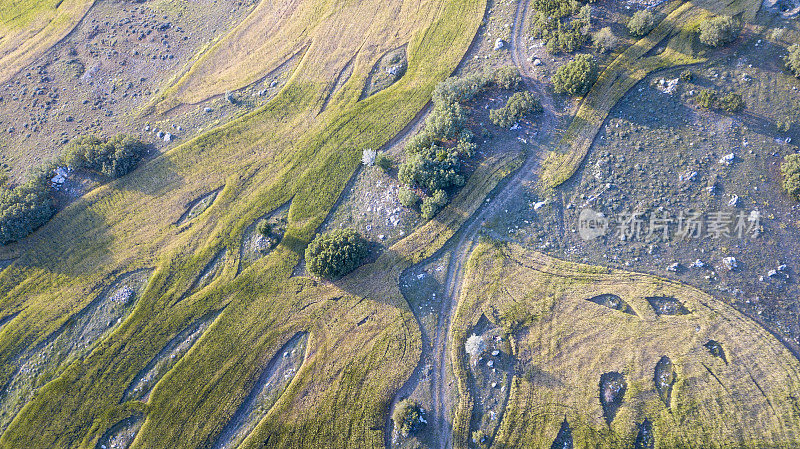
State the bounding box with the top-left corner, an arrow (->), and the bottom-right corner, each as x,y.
430,0 -> 558,447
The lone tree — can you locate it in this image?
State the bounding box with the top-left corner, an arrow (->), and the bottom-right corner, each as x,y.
552,54 -> 598,96
699,15 -> 739,47
781,154 -> 800,201
786,44 -> 800,78
305,228 -> 368,279
628,10 -> 655,36
393,399 -> 424,437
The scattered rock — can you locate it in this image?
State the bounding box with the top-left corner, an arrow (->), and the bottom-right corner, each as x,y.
719,153 -> 735,165
723,257 -> 738,271
691,259 -> 706,268
667,262 -> 681,272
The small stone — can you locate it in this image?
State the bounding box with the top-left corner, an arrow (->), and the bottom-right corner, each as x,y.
163,132 -> 173,142
487,360 -> 494,368
491,350 -> 500,356
768,269 -> 780,278
691,259 -> 706,268
532,58 -> 542,66
494,38 -> 505,50
728,195 -> 739,207
667,262 -> 681,272
203,107 -> 212,113
723,257 -> 738,271
719,153 -> 735,165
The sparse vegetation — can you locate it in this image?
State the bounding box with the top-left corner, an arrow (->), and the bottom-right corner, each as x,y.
62,135 -> 147,178
781,154 -> 800,201
489,91 -> 542,128
786,44 -> 800,78
375,152 -> 392,172
627,10 -> 655,36
552,54 -> 598,96
698,15 -> 739,48
392,399 -> 424,437
305,229 -> 369,279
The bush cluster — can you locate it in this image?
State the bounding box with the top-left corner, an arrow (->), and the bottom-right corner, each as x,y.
0,134 -> 147,245
421,190 -> 448,220
781,154 -> 800,201
531,0 -> 591,54
304,228 -> 368,279
698,15 -> 739,47
627,10 -> 655,36
392,399 -> 424,437
63,134 -> 147,178
0,180 -> 54,245
786,44 -> 800,78
490,91 -> 542,128
492,66 -> 524,90
696,89 -> 744,113
552,54 -> 598,96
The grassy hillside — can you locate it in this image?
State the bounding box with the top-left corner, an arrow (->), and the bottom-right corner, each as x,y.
452,242 -> 800,448
0,0 -> 94,84
0,0 -> 492,447
540,0 -> 763,189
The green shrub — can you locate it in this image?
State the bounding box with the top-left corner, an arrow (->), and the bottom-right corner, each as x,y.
399,148 -> 465,193
375,152 -> 392,172
718,92 -> 744,113
696,89 -> 744,113
305,229 -> 368,279
778,119 -> 795,133
628,10 -> 655,36
63,134 -> 147,178
431,73 -> 490,105
424,101 -> 466,141
593,27 -> 617,53
552,54 -> 598,96
392,399 -> 424,437
398,186 -> 420,207
0,180 -> 54,245
531,0 -> 590,54
786,44 -> 800,78
493,66 -> 523,90
699,15 -> 739,47
489,91 -> 542,128
421,190 -> 448,220
257,220 -> 272,237
680,69 -> 694,82
781,154 -> 800,201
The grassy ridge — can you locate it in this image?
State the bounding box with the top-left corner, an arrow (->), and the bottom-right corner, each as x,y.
0,0 -> 491,447
452,242 -> 800,448
0,0 -> 94,84
540,0 -> 762,189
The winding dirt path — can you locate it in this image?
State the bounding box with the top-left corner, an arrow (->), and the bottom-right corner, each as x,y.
428,0 -> 558,447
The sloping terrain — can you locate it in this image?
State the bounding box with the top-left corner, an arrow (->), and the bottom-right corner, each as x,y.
0,0 -> 94,84
0,0 -> 490,447
453,242 -> 800,448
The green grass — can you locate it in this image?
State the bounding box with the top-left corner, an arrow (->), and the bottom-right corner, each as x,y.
451,242 -> 800,449
540,0 -> 762,189
0,0 -> 495,447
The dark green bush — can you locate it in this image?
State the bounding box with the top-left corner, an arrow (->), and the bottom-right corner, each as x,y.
399,147 -> 465,193
393,399 -> 424,437
628,10 -> 655,36
680,69 -> 694,82
375,152 -> 392,172
696,89 -> 744,113
490,91 -> 542,128
421,190 -> 448,220
781,154 -> 800,201
552,54 -> 598,96
0,180 -> 54,245
431,73 -> 490,105
699,15 -> 739,47
786,44 -> 800,78
398,186 -> 420,207
63,134 -> 147,178
305,229 -> 368,279
531,0 -> 590,54
493,66 -> 523,90
423,101 -> 466,141
257,220 -> 272,237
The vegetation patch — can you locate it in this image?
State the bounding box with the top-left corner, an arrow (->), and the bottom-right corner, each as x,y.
62,135 -> 147,179
551,54 -> 598,96
94,413 -> 143,449
489,91 -> 542,128
392,398 -> 425,437
780,153 -> 800,201
304,228 -> 368,279
599,371 -> 626,425
530,0 -> 591,54
586,293 -> 636,315
645,296 -> 690,316
360,46 -> 408,99
653,356 -> 676,407
698,15 -> 740,48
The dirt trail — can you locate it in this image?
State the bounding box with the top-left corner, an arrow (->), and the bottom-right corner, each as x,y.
428,0 -> 557,447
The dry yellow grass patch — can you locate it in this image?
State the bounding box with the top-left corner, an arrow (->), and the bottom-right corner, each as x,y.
453,242 -> 800,448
